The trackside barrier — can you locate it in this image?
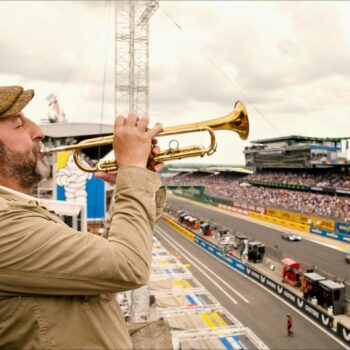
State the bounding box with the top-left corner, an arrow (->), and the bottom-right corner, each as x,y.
335,222 -> 350,236
163,215 -> 246,275
248,212 -> 310,232
194,236 -> 246,274
310,227 -> 350,244
218,204 -> 249,216
163,216 -> 195,242
162,215 -> 350,345
337,322 -> 350,344
246,266 -> 350,345
246,266 -> 334,330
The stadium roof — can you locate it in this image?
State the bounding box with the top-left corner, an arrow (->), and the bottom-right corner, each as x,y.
201,166 -> 253,174
162,164 -> 252,174
168,168 -> 199,172
251,135 -> 350,144
40,122 -> 113,138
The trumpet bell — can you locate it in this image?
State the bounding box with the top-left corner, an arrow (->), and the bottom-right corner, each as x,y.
161,100 -> 249,140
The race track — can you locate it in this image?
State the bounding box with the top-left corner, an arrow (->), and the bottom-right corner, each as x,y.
156,220 -> 347,349
166,195 -> 348,279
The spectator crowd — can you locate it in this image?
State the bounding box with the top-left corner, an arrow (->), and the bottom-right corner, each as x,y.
246,170 -> 350,191
161,171 -> 350,222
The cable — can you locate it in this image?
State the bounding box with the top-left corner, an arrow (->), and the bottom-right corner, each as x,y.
92,0 -> 113,226
69,2 -> 110,122
60,1 -> 109,92
159,5 -> 281,137
99,0 -> 113,131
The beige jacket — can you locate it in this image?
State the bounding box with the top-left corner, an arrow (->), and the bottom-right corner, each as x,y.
0,166 -> 166,349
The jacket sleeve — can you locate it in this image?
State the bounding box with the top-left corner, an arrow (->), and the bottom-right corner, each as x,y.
0,166 -> 166,296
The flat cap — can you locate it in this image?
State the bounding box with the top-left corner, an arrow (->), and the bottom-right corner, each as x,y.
0,86 -> 34,119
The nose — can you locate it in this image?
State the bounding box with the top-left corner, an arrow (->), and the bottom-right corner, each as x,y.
32,123 -> 45,142
25,117 -> 45,141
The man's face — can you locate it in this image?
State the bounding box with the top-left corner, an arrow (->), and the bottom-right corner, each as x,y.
0,113 -> 50,188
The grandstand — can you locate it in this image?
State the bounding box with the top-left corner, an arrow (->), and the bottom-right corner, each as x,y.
161,171 -> 350,222
244,135 -> 350,169
160,137 -> 350,233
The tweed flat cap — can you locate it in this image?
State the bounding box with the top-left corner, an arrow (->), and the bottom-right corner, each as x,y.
0,86 -> 34,119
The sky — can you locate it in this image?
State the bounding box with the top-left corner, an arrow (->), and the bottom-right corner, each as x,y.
1,1 -> 350,165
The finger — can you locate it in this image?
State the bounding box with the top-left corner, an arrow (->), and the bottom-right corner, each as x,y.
125,113 -> 138,127
115,116 -> 125,129
95,172 -> 117,184
147,123 -> 163,139
152,145 -> 161,156
137,116 -> 149,131
154,162 -> 165,172
152,138 -> 158,145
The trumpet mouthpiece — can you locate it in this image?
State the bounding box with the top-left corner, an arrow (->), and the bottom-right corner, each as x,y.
40,146 -> 51,155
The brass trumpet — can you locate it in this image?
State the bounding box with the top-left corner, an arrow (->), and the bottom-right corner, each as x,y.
41,101 -> 249,173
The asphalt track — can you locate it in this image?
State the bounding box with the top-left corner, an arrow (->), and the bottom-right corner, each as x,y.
156,220 -> 348,350
166,195 -> 348,280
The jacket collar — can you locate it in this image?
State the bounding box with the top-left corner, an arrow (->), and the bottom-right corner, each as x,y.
0,185 -> 39,204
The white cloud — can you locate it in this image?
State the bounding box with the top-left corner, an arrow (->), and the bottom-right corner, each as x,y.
0,0 -> 349,164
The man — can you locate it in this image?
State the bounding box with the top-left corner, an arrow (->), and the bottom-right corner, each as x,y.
287,313 -> 294,337
0,86 -> 166,349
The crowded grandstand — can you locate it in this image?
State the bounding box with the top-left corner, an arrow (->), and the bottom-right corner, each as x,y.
161,171 -> 350,222
160,135 -> 350,224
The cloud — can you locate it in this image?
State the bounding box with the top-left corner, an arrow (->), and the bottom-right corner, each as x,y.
1,1 -> 350,164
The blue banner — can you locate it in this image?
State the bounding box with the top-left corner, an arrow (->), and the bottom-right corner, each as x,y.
335,221 -> 350,235
310,227 -> 350,243
194,236 -> 246,273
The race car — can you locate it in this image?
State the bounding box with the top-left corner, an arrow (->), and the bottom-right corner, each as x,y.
281,232 -> 302,241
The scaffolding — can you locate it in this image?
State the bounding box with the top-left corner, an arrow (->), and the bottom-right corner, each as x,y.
115,0 -> 159,117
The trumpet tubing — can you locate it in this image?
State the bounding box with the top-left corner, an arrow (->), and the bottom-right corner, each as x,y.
42,101 -> 249,173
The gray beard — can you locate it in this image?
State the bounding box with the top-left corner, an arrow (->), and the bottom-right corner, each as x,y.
0,140 -> 50,189
35,157 -> 51,180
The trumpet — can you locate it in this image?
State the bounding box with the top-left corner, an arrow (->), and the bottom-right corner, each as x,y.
41,101 -> 249,173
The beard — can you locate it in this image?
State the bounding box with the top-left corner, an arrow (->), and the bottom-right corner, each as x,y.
0,140 -> 50,189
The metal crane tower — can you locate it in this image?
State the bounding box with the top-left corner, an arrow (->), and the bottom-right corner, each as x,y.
115,0 -> 159,117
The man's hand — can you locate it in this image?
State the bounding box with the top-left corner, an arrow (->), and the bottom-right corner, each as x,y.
95,114 -> 163,183
115,114 -> 162,168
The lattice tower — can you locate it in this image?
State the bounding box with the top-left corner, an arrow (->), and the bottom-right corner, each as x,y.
115,0 -> 159,117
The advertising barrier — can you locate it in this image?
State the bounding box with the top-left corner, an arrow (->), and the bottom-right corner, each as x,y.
218,204 -> 249,216
248,212 -> 310,232
310,227 -> 350,243
266,208 -> 335,232
162,216 -> 195,242
337,322 -> 350,344
294,213 -> 311,226
194,236 -> 246,274
163,215 -> 246,275
335,222 -> 350,236
245,266 -> 334,330
311,217 -> 335,232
